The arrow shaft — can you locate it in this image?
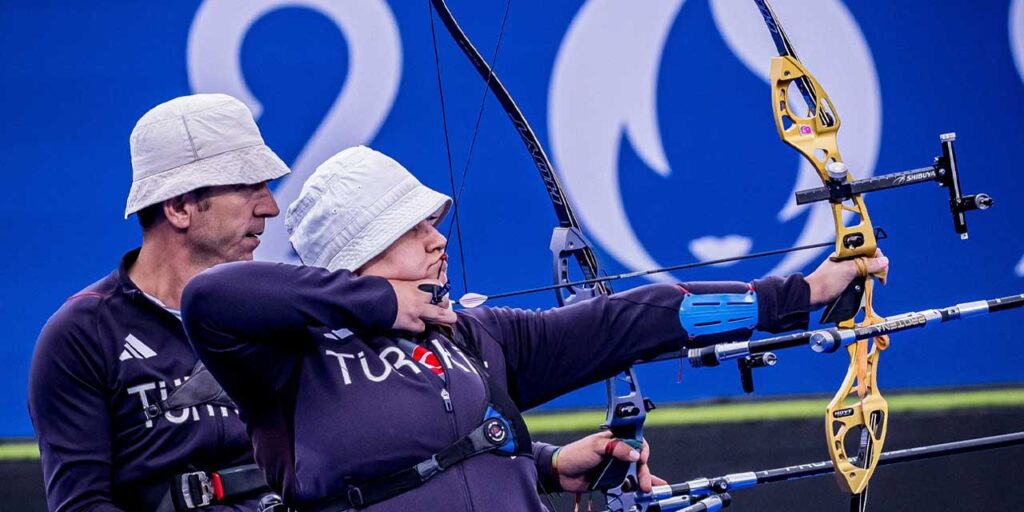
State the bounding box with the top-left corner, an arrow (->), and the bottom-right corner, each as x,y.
456,228 -> 888,306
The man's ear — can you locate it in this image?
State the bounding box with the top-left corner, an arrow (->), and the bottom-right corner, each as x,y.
162,194 -> 193,230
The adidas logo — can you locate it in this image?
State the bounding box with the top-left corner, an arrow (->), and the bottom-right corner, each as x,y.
119,334 -> 157,361
324,328 -> 354,341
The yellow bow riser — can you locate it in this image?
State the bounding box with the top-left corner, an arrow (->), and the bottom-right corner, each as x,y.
768,56 -> 877,260
824,278 -> 890,494
768,54 -> 890,495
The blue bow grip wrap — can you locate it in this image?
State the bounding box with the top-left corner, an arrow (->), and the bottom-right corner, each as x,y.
678,290 -> 758,337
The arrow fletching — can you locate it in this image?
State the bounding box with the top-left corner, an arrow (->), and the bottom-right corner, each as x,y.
455,292 -> 488,308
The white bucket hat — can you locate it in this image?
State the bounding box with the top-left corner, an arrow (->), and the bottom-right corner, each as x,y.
124,93 -> 290,218
286,146 -> 452,272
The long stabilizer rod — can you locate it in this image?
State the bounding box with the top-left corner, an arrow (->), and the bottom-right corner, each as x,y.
636,432 -> 1024,510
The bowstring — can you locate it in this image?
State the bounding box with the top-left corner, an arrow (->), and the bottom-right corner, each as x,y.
449,1 -> 512,220
428,0 -> 513,297
428,5 -> 469,293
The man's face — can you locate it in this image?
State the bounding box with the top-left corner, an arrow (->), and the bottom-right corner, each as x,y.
359,214 -> 448,284
186,182 -> 280,265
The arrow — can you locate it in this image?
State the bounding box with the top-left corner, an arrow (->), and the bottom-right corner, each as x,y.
452,228 -> 888,308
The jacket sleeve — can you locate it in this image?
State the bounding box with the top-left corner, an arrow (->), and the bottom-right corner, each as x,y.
532,442 -> 561,494
180,261 -> 397,407
460,277 -> 810,410
751,274 -> 811,333
29,299 -> 126,512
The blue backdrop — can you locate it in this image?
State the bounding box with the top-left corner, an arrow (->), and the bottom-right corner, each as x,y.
2,0 -> 1022,437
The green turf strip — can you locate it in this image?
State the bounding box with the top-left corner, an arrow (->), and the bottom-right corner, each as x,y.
0,443 -> 38,461
524,388 -> 1024,433
2,388 -> 1021,460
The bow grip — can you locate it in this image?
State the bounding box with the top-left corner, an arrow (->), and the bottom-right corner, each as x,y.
587,367 -> 652,491
585,437 -> 638,492
819,275 -> 866,324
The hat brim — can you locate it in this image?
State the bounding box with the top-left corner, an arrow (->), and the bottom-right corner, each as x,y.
124,144 -> 290,218
324,185 -> 452,272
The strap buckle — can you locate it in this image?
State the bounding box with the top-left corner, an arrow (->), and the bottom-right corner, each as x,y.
415,454 -> 443,481
179,471 -> 214,509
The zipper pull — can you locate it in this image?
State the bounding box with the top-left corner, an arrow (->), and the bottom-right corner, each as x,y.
440,389 -> 453,412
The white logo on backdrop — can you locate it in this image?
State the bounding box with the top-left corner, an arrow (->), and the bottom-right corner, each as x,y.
1011,0 -> 1024,83
549,0 -> 881,279
187,0 -> 401,262
1010,0 -> 1024,277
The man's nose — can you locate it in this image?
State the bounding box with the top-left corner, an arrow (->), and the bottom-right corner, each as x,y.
255,183 -> 281,217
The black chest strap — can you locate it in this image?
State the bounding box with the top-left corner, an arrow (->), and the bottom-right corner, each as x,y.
312,415 -> 515,511
311,327 -> 532,511
141,361 -> 236,422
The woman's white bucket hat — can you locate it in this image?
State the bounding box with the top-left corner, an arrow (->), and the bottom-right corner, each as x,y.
285,146 -> 452,272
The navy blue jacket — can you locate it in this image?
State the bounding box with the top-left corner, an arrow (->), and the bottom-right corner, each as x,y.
181,262 -> 810,510
28,250 -> 260,511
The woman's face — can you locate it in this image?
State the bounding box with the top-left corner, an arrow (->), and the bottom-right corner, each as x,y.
358,214 -> 448,284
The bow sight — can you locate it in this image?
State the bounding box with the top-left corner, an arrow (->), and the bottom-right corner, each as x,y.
794,133 -> 992,241
797,132 -> 993,326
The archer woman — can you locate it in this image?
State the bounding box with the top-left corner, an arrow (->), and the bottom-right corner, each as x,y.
180,145 -> 887,511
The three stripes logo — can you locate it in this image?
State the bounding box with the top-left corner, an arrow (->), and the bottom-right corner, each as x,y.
119,334 -> 157,361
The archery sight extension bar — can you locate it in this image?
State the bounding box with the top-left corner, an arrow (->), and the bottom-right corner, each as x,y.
794,133 -> 992,239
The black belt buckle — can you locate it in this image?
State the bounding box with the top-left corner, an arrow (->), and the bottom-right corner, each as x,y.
179,471 -> 214,509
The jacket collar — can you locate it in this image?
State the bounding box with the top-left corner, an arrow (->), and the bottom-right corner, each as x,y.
115,248 -> 144,297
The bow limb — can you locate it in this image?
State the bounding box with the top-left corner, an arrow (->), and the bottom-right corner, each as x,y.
428,1 -> 647,508
755,0 -> 888,499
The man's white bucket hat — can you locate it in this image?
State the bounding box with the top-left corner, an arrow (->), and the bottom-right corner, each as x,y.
124,93 -> 290,218
286,146 -> 452,272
